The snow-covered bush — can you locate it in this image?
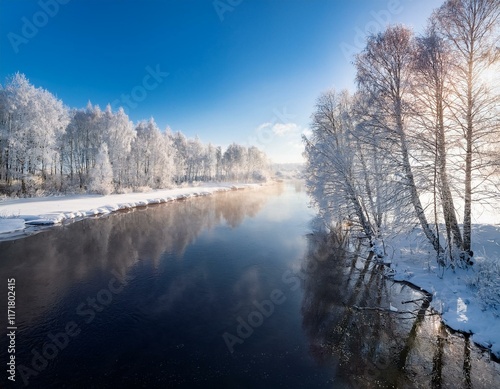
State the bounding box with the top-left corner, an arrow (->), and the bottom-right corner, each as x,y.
23,175 -> 45,197
468,257 -> 500,310
133,186 -> 152,193
115,187 -> 133,195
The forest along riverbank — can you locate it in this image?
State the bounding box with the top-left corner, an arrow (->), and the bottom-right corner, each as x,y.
301,232 -> 500,388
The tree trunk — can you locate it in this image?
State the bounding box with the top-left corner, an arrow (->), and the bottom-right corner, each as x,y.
396,99 -> 444,254
463,54 -> 474,257
436,91 -> 463,253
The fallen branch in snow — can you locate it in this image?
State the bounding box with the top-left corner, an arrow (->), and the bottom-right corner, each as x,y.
401,298 -> 428,305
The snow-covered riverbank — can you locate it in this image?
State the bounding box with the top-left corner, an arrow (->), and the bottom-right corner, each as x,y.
387,224 -> 500,359
0,183 -> 262,239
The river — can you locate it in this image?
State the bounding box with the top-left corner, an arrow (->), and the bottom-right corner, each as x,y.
1,182 -> 499,388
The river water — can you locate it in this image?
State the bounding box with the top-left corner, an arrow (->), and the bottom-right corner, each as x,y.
0,182 -> 499,388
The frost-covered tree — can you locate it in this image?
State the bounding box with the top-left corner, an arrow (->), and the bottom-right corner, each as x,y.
130,118 -> 173,188
410,22 -> 465,261
304,90 -> 394,248
88,143 -> 113,195
435,0 -> 500,258
215,146 -> 222,181
186,136 -> 204,181
101,105 -> 135,189
222,143 -> 248,181
0,73 -> 69,194
203,143 -> 218,181
63,102 -> 103,188
247,146 -> 271,181
355,25 -> 444,256
170,131 -> 188,183
161,130 -> 176,185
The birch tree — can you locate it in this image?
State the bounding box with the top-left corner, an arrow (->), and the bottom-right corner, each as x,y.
304,90 -> 393,248
130,118 -> 174,188
63,102 -> 103,188
101,105 -> 135,189
355,25 -> 445,256
411,22 -> 465,261
434,0 -> 500,259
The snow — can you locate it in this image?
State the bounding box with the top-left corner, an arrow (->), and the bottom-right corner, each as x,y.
0,218 -> 25,234
0,183 -> 261,239
371,238 -> 386,259
389,223 -> 500,359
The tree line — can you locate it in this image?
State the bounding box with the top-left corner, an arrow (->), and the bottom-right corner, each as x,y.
0,74 -> 271,196
304,0 -> 499,267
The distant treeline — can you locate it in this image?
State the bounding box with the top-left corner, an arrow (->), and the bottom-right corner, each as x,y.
0,74 -> 271,196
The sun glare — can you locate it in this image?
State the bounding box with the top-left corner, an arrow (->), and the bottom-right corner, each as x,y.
479,63 -> 500,87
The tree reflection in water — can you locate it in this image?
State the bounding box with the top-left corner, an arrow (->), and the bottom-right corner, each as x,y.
301,231 -> 500,388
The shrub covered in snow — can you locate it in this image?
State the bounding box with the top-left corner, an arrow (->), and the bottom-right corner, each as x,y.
468,257 -> 500,311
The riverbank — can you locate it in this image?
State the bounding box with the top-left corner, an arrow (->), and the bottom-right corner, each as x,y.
386,224 -> 500,360
0,182 -> 264,240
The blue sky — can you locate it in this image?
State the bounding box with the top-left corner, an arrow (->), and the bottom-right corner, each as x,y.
0,0 -> 442,163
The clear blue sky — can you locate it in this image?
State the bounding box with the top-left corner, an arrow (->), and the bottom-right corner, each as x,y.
0,0 -> 442,163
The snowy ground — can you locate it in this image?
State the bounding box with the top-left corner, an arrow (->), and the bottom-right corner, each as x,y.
0,183 -> 261,240
385,223 -> 500,359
